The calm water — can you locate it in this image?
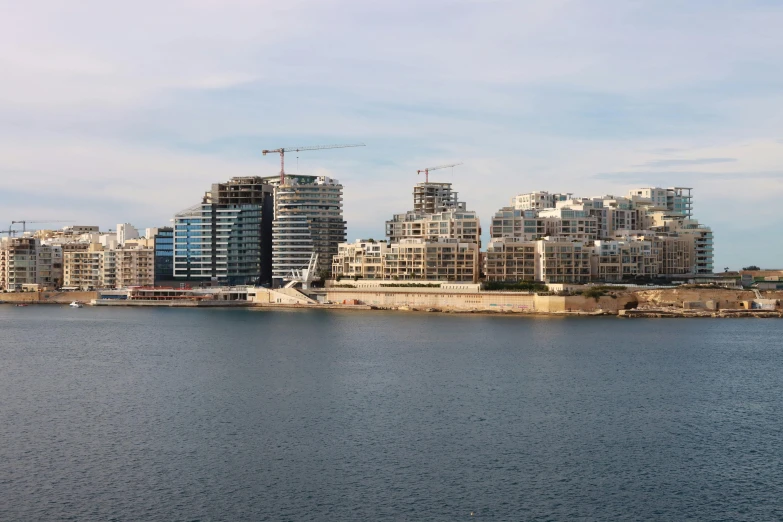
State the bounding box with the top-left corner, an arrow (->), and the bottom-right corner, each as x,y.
0,306 -> 781,521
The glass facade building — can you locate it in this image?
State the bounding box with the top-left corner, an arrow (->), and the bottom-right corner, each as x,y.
153,227 -> 174,283
173,177 -> 274,286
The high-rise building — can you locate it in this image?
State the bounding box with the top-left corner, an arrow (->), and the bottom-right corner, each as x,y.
262,175 -> 346,285
173,177 -> 274,286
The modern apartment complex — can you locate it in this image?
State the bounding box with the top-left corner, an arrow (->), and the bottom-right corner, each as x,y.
331,240 -> 388,280
485,187 -> 713,283
261,175 -> 346,285
173,176 -> 274,286
334,181 -> 481,283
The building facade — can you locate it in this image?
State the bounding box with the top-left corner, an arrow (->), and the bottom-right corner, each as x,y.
263,175 -> 346,285
173,177 -> 274,286
153,227 -> 174,283
383,239 -> 479,282
115,246 -> 155,287
331,240 -> 388,280
487,186 -> 713,282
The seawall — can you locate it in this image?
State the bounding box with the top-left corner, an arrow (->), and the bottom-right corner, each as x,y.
0,291 -> 98,304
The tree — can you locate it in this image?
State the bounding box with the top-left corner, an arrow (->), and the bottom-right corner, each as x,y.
742,265 -> 761,271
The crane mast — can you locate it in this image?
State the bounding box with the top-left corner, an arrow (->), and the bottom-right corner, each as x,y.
262,143 -> 365,184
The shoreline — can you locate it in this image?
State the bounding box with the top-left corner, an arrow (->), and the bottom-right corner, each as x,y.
3,300 -> 781,318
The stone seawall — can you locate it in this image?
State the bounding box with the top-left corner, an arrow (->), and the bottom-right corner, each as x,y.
323,289 -> 634,313
0,291 -> 98,304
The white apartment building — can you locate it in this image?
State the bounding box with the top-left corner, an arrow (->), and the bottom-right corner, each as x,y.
117,223 -> 140,246
513,191 -> 572,211
263,175 -> 345,283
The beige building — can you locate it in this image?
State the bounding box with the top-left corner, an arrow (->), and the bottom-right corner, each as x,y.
0,236 -> 39,290
63,243 -> 154,289
386,209 -> 481,245
485,238 -> 537,282
592,239 -> 658,281
536,239 -> 591,284
115,246 -> 155,287
332,240 -> 388,280
63,243 -> 107,290
484,237 -> 591,284
383,239 -> 479,282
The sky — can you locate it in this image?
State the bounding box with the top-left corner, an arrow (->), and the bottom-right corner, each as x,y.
1,0 -> 782,270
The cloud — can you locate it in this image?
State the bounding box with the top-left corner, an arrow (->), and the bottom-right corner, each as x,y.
593,170 -> 783,182
633,158 -> 738,168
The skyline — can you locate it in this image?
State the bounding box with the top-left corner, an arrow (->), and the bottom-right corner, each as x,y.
2,1 -> 782,269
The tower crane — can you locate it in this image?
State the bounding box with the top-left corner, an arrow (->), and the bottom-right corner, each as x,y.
417,163 -> 463,183
262,143 -> 365,184
11,220 -> 74,233
0,229 -> 17,237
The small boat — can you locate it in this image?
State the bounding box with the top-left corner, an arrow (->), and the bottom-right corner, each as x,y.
69,301 -> 83,308
16,304 -> 29,307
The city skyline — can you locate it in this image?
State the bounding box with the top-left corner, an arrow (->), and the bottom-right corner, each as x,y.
1,1 -> 782,269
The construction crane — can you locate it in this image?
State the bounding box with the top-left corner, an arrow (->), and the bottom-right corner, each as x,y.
0,229 -> 17,237
262,143 -> 365,184
417,162 -> 463,183
11,220 -> 73,233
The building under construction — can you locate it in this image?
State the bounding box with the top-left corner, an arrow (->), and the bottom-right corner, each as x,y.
173,176 -> 274,286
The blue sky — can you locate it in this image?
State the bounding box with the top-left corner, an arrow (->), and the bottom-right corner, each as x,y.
1,0 -> 782,269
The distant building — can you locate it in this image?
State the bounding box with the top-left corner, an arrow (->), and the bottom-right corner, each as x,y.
116,223 -> 140,246
173,176 -> 274,286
